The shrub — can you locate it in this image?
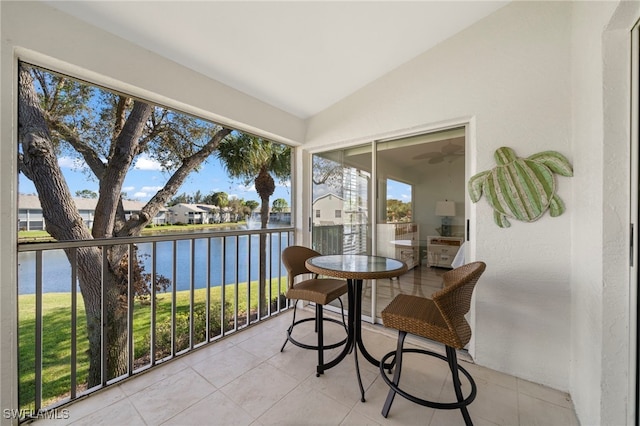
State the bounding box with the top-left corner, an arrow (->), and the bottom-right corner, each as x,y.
141,299 -> 234,360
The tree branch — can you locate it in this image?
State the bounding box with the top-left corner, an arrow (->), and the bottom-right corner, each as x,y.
118,127 -> 233,236
47,119 -> 106,179
92,100 -> 153,238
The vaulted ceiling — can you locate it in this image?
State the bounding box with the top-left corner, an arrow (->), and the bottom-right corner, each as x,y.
47,1 -> 509,119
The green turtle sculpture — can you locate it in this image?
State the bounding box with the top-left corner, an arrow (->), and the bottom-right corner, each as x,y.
468,147 -> 573,228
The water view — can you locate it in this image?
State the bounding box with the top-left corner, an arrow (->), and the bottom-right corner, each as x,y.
18,232 -> 290,295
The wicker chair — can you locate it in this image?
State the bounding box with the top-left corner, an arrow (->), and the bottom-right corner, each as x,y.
280,246 -> 348,376
379,261 -> 486,425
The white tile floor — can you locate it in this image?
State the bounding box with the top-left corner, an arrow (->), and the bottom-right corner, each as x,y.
34,306 -> 579,426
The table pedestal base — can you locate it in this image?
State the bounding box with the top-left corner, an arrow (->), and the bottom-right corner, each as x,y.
318,278 -> 390,402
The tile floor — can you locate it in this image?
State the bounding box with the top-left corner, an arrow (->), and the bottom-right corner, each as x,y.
34,303 -> 579,426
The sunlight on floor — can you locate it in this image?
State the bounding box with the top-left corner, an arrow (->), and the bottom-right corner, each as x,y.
33,286 -> 578,426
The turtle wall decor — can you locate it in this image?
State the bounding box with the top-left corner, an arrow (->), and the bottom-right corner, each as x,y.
468,147 -> 573,228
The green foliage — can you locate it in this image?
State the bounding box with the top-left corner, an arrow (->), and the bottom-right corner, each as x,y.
245,200 -> 259,211
75,189 -> 97,199
150,300 -> 234,358
272,198 -> 289,212
216,134 -> 291,189
118,251 -> 171,302
168,193 -> 191,207
209,191 -> 229,208
386,199 -> 412,222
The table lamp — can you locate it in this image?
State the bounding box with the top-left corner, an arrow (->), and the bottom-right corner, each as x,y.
435,200 -> 456,237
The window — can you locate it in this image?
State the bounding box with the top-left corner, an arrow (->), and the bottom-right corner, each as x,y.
316,210 -> 321,218
312,145 -> 372,256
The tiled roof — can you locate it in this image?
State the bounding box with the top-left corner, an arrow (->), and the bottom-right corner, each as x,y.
18,194 -> 167,212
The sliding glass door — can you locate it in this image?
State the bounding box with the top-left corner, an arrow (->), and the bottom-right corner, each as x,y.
311,145 -> 372,256
311,127 -> 466,320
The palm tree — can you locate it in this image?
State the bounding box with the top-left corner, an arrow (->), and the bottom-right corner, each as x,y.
216,134 -> 291,316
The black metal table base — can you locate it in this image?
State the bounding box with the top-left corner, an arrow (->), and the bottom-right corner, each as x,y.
317,278 -> 384,402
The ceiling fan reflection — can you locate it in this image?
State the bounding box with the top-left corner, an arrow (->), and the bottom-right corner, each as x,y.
412,142 -> 464,164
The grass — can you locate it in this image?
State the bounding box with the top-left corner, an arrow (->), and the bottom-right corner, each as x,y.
18,278 -> 287,411
18,222 -> 248,243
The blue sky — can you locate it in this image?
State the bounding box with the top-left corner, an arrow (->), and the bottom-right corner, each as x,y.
19,156 -> 410,206
19,153 -> 292,206
18,145 -> 414,208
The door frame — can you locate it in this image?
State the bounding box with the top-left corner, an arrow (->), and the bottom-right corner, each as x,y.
631,19 -> 639,426
306,117 -> 474,323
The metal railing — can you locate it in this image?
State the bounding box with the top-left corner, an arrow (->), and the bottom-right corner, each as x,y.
16,227 -> 293,420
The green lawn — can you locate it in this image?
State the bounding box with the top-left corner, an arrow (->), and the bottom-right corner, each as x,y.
18,222 -> 248,243
18,278 -> 287,410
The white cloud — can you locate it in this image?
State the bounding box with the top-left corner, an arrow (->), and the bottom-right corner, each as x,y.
134,155 -> 163,171
132,186 -> 162,200
131,186 -> 163,201
141,186 -> 163,193
58,156 -> 84,169
122,186 -> 136,192
235,183 -> 255,193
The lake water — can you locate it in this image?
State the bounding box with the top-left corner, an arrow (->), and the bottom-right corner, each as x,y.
18,233 -> 290,295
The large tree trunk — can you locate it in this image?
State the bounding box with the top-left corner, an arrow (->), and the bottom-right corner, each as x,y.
18,66 -> 126,385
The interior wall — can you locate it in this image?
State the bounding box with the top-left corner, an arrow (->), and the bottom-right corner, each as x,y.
413,159 -> 466,239
375,137 -> 466,238
306,1 -> 574,391
569,2 -> 613,423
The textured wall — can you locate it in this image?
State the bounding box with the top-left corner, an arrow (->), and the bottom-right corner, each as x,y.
307,1 -> 574,389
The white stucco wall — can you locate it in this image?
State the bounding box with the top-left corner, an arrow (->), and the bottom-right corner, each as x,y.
570,2 -> 619,423
585,2 -> 639,424
307,0 -> 574,390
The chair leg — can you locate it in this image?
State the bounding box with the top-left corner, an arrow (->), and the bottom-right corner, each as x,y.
338,297 -> 347,334
280,300 -> 298,352
316,303 -> 324,377
446,346 -> 473,426
382,331 -> 407,418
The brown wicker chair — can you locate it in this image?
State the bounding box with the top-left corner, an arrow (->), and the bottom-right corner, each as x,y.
280,246 -> 348,376
379,261 -> 486,425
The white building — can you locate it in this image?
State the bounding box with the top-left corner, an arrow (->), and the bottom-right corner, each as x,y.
166,203 -> 208,225
18,194 -> 167,230
312,193 -> 344,226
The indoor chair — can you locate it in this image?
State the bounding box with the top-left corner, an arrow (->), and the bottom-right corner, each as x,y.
280,245 -> 348,376
379,261 -> 486,425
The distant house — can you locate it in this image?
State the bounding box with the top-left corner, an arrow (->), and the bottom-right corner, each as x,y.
166,203 -> 240,224
18,194 -> 167,230
312,193 -> 344,226
269,211 -> 291,224
167,203 -> 209,224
